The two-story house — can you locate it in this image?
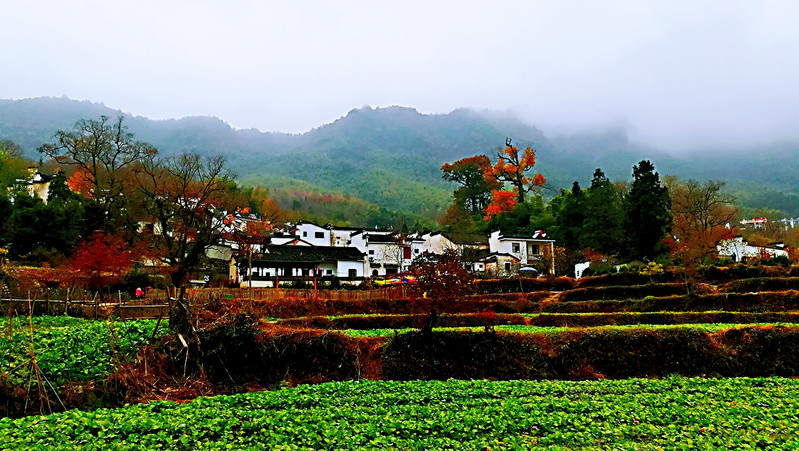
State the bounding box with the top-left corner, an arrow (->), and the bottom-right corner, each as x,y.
488,230 -> 555,275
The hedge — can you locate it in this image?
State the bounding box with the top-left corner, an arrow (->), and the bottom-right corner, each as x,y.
558,283 -> 686,302
380,326 -> 799,380
722,277 -> 799,293
544,291 -> 799,313
471,277 -> 575,293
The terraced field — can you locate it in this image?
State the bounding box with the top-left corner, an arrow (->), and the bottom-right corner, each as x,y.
3,269 -> 799,449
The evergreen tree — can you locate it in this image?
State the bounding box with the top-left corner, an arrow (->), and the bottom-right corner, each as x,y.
581,169 -> 624,254
623,160 -> 671,261
551,181 -> 586,250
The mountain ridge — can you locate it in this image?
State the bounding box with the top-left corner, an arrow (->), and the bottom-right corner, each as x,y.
2,96 -> 798,217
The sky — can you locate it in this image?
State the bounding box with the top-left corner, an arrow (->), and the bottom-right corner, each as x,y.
1,1 -> 798,150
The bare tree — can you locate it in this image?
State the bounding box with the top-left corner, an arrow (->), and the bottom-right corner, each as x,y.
134,153 -> 240,308
39,116 -> 154,232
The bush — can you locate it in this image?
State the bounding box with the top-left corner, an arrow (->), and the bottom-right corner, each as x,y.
197,316 -> 360,387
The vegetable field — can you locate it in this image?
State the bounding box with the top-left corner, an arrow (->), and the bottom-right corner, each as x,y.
0,317 -> 165,387
1,378 -> 797,450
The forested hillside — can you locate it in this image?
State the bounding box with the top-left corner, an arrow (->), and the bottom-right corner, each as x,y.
2,97 -> 798,219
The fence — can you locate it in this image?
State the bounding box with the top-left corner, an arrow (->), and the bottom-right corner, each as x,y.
186,285 -> 408,302
0,285 -> 409,320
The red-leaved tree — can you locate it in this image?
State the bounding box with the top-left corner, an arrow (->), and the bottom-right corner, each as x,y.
408,249 -> 473,334
70,232 -> 133,293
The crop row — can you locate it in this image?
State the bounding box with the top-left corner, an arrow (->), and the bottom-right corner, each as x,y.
342,323 -> 799,337
1,377 -> 796,449
254,290 -> 799,318
282,311 -> 799,329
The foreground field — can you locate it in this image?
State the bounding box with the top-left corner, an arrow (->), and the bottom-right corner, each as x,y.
0,377 -> 796,450
0,317 -> 164,386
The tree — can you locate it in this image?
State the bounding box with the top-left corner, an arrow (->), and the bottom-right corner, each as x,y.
581,169 -> 624,254
4,195 -> 83,263
441,155 -> 501,215
133,152 -> 242,306
70,231 -> 133,292
39,116 -> 155,233
0,139 -> 22,158
0,139 -> 29,190
408,249 -> 473,334
483,189 -> 517,220
483,138 -> 546,205
623,160 -> 671,261
668,180 -> 737,265
550,182 -> 586,251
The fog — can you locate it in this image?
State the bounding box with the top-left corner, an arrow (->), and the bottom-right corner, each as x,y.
1,1 -> 797,151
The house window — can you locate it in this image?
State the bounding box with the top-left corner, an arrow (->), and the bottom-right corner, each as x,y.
372,269 -> 379,276
414,248 -> 419,254
368,250 -> 375,255
302,268 -> 310,276
315,232 -> 324,239
326,269 -> 333,275
504,262 -> 511,271
348,269 -> 357,278
512,243 -> 520,253
302,231 -> 307,237
531,245 -> 540,255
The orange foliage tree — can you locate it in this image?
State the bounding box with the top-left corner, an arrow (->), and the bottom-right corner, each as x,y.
668,180 -> 738,262
66,168 -> 96,198
667,180 -> 737,290
483,189 -> 518,220
483,138 -> 546,205
441,155 -> 502,214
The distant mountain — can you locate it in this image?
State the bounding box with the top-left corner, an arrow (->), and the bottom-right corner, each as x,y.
2,96 -> 799,217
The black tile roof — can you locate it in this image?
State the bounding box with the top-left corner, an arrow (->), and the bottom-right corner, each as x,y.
247,245 -> 365,265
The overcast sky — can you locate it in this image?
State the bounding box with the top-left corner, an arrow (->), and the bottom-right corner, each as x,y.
2,1 -> 798,150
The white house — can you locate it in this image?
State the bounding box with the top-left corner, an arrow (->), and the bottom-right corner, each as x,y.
349,230 -> 423,276
488,230 -> 556,275
233,245 -> 367,287
422,232 -> 488,255
293,222 -> 332,246
329,225 -> 361,247
717,237 -> 789,262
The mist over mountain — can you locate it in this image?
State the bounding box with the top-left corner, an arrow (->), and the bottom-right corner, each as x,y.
2,96 -> 798,218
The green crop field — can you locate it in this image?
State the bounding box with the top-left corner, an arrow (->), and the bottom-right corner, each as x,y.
0,316 -> 166,386
1,378 -> 797,449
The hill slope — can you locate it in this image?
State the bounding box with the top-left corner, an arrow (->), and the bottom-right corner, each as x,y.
2,97 -> 798,218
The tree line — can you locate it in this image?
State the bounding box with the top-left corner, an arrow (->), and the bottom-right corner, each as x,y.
439,139 -> 752,274
0,116 -> 277,301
